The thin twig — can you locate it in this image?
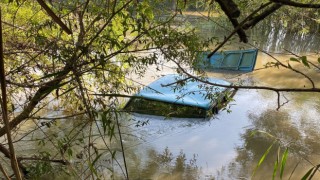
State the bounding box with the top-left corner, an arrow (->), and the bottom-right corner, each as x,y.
248,43 -> 316,88
284,49 -> 320,71
116,113 -> 129,180
17,157 -> 69,165
0,162 -> 10,180
207,2 -> 272,58
270,0 -> 320,8
36,0 -> 72,34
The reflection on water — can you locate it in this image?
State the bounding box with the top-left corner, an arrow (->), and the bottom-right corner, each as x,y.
125,88 -> 320,179
127,147 -> 200,179
192,14 -> 320,54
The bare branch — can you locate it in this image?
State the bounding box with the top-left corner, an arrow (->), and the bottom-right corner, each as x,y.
243,3 -> 283,30
270,0 -> 320,8
29,112 -> 86,120
17,157 -> 69,165
276,91 -> 281,110
215,0 -> 247,43
215,0 -> 240,18
284,49 -> 320,71
176,60 -> 320,93
247,42 -> 316,88
207,2 -> 272,58
0,162 -> 10,179
36,0 -> 72,34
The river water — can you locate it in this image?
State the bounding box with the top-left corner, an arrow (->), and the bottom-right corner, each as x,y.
2,12 -> 319,180
120,14 -> 320,179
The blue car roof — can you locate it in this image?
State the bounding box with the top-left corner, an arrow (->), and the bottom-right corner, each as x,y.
135,74 -> 231,110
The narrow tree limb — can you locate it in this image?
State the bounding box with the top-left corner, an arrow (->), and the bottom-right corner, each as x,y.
270,0 -> 320,8
36,0 -> 72,34
17,157 -> 70,165
0,162 -> 10,180
215,0 -> 240,18
284,49 -> 320,71
29,112 -> 86,120
275,92 -> 289,110
215,0 -> 248,43
207,2 -> 272,58
116,115 -> 129,180
247,42 -> 315,88
0,9 -> 22,180
243,3 -> 283,30
165,50 -> 320,93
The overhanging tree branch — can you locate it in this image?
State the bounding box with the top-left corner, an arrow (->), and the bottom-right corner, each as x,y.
247,42 -> 316,88
207,2 -> 272,58
243,3 -> 283,30
270,0 -> 320,8
36,0 -> 72,34
0,162 -> 10,179
215,0 -> 248,43
158,46 -> 320,110
17,157 -> 69,165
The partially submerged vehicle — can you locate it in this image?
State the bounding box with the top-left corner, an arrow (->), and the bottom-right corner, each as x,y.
197,49 -> 258,72
124,74 -> 236,118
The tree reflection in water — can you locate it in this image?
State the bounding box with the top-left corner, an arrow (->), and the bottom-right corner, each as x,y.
216,108 -> 320,179
128,147 -> 200,180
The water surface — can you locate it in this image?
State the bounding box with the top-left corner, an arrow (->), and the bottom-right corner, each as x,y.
122,14 -> 320,179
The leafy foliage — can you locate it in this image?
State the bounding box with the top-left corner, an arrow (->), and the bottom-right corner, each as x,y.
0,0 -> 206,178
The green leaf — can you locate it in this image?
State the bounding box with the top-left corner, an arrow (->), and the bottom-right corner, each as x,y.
280,148 -> 289,179
272,147 -> 280,180
301,167 -> 314,180
289,57 -> 300,62
67,148 -> 73,157
252,141 -> 275,178
92,153 -> 103,166
88,161 -> 99,177
301,56 -> 310,68
272,156 -> 279,180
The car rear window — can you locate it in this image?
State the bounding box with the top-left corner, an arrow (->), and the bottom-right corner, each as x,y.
124,98 -> 207,118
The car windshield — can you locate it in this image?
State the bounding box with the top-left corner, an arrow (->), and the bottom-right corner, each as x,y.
124,97 -> 208,118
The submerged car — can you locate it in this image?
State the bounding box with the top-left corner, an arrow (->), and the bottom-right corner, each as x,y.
197,49 -> 258,72
124,74 -> 236,118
